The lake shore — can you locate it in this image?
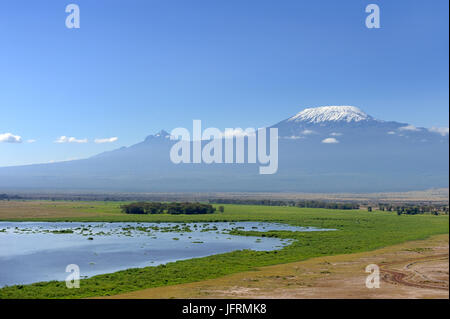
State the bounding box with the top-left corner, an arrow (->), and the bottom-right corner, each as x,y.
0,201 -> 448,299
102,234 -> 448,299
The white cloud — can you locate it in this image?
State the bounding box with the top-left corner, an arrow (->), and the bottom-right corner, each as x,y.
322,137 -> 339,144
26,139 -> 37,143
94,137 -> 118,144
55,136 -> 88,144
221,128 -> 256,138
301,129 -> 315,135
47,157 -> 79,164
278,135 -> 305,140
398,125 -> 420,132
0,133 -> 22,143
428,126 -> 449,136
387,131 -> 396,135
330,132 -> 342,136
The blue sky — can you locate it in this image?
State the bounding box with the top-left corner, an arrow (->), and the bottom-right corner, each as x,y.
0,0 -> 448,166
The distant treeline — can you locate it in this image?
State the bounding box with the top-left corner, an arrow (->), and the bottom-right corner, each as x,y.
0,194 -> 22,200
212,199 -> 359,210
120,202 -> 219,215
377,203 -> 449,215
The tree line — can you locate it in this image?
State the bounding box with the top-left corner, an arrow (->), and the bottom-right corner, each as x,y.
377,203 -> 449,215
0,194 -> 22,201
212,199 -> 359,210
120,202 -> 219,215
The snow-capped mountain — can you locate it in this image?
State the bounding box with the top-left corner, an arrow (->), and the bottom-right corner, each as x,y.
272,105 -> 443,144
0,106 -> 448,192
287,106 -> 374,123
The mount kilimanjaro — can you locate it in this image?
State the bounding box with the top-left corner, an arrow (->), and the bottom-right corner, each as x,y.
0,106 -> 448,192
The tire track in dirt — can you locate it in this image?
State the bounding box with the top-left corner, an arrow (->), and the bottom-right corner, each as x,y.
380,253 -> 448,291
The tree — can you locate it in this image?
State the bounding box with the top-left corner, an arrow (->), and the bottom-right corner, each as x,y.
218,206 -> 225,213
120,202 -> 216,215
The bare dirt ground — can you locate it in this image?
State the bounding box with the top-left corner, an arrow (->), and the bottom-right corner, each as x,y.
105,234 -> 449,299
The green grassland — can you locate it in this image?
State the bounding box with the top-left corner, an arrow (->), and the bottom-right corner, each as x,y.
0,201 -> 448,298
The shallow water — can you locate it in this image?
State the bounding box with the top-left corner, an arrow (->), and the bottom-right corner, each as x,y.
0,221 -> 330,287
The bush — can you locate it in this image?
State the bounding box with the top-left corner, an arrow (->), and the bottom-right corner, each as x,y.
120,202 -> 216,215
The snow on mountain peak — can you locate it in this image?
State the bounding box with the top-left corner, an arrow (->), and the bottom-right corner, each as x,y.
144,130 -> 171,141
155,130 -> 170,137
288,106 -> 373,123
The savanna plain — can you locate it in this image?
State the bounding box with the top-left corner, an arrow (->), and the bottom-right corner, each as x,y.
0,200 -> 448,299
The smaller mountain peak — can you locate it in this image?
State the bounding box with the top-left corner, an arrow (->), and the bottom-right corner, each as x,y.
155,130 -> 170,137
145,130 -> 170,141
288,106 -> 373,123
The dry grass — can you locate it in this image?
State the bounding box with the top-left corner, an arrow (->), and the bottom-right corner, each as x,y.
0,200 -> 120,219
103,234 -> 449,299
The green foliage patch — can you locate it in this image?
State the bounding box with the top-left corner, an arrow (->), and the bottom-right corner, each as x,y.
0,203 -> 448,298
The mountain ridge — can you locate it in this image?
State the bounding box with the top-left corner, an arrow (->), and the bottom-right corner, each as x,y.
0,105 -> 448,192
